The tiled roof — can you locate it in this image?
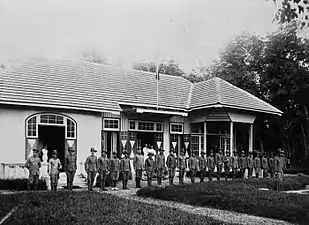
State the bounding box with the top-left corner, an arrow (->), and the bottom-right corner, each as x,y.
0,57 -> 282,115
189,77 -> 282,115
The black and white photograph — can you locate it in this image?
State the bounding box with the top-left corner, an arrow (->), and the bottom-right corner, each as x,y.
0,0 -> 309,224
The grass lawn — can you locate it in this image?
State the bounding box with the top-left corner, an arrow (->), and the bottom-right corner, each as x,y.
0,191 -> 236,225
137,176 -> 309,225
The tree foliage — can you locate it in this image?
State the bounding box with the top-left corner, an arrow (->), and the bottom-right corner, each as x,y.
80,51 -> 108,65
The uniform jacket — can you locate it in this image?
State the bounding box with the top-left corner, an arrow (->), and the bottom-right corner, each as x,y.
207,156 -> 215,169
188,156 -> 199,170
25,156 -> 41,175
48,158 -> 62,175
98,156 -> 110,172
269,157 -> 274,169
199,157 -> 207,170
231,156 -> 238,168
274,156 -> 284,172
66,153 -> 77,172
178,156 -> 186,169
246,157 -> 254,169
145,158 -> 155,171
85,155 -> 98,172
166,154 -> 177,169
215,153 -> 223,166
239,156 -> 247,169
133,154 -> 144,170
223,156 -> 232,168
120,158 -> 131,172
155,154 -> 165,169
254,157 -> 261,169
261,157 -> 268,169
110,158 -> 121,172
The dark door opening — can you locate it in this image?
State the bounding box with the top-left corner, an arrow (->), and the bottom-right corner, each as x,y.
38,125 -> 65,171
137,132 -> 155,154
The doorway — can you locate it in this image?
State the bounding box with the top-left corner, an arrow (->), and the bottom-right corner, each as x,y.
137,132 -> 155,154
38,125 -> 65,170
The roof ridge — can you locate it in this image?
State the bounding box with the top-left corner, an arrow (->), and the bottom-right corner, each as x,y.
215,77 -> 222,103
186,83 -> 194,109
219,78 -> 283,114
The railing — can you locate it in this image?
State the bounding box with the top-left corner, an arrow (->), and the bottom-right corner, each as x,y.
0,163 -> 29,180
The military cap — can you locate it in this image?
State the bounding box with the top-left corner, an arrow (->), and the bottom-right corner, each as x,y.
123,151 -> 129,155
101,149 -> 107,153
159,148 -> 165,152
90,147 -> 97,152
148,152 -> 154,156
52,150 -> 58,156
170,149 -> 175,153
32,148 -> 39,153
68,147 -> 75,152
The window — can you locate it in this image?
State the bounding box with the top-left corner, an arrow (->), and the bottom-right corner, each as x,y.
103,119 -> 119,131
27,116 -> 37,137
138,122 -> 154,131
170,123 -> 183,134
40,114 -> 63,124
129,120 -> 163,132
191,135 -> 203,156
67,119 -> 76,138
156,123 -> 162,132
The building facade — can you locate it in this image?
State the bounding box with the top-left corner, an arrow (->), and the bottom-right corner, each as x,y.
0,57 -> 282,179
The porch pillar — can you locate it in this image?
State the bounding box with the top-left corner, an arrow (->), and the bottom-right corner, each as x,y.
249,123 -> 253,153
230,121 -> 234,156
204,122 -> 207,154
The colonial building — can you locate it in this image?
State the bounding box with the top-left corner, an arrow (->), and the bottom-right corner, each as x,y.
0,57 -> 282,179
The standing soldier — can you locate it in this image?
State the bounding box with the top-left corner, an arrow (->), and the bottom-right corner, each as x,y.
133,147 -> 144,188
98,149 -> 110,191
110,152 -> 121,190
48,150 -> 62,192
239,151 -> 247,179
207,150 -> 215,181
178,150 -> 186,185
25,148 -> 41,191
215,148 -> 223,181
199,151 -> 207,183
145,152 -> 155,186
254,152 -> 262,178
261,152 -> 269,178
84,147 -> 98,191
188,152 -> 199,183
120,151 -> 131,190
246,152 -> 254,178
231,150 -> 239,180
274,149 -> 284,189
155,149 -> 165,187
65,147 -> 77,191
166,149 -> 177,186
269,152 -> 275,178
223,151 -> 232,181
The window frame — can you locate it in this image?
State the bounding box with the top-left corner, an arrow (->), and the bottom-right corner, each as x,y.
128,120 -> 163,133
103,118 -> 120,131
170,123 -> 184,134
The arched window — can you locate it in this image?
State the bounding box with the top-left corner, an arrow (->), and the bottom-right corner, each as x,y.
27,116 -> 37,137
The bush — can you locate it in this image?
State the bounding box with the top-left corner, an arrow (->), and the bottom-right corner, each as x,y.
137,177 -> 309,224
0,179 -> 47,190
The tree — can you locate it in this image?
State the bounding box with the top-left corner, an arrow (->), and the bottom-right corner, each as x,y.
271,0 -> 309,28
80,51 -> 108,65
133,58 -> 185,77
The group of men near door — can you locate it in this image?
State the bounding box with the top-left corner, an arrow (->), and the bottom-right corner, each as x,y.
25,145 -> 286,192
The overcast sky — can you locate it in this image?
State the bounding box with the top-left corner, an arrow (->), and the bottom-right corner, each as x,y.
0,0 -> 279,72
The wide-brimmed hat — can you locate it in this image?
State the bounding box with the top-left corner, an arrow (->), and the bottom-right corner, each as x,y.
148,152 -> 154,156
32,148 -> 39,153
68,147 -> 75,152
90,147 -> 97,152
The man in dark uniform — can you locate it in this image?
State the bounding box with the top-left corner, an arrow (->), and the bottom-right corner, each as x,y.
207,150 -> 215,181
188,151 -> 199,183
145,152 -> 155,186
155,149 -> 165,187
231,150 -> 238,180
166,149 -> 177,186
215,148 -> 223,181
246,152 -> 254,178
239,151 -> 247,179
98,149 -> 110,191
261,152 -> 269,178
110,152 -> 121,190
65,147 -> 77,191
133,147 -> 144,188
177,150 -> 186,185
223,151 -> 232,181
274,149 -> 284,184
120,151 -> 131,190
199,151 -> 207,183
84,147 -> 98,191
269,152 -> 275,178
25,148 -> 41,191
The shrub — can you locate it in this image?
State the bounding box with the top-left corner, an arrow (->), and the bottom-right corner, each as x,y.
0,179 -> 47,190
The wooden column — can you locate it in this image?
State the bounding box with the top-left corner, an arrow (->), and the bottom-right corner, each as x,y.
204,122 -> 207,154
249,123 -> 253,153
230,121 -> 234,156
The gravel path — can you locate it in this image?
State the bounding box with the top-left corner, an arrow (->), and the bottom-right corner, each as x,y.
96,187 -> 295,225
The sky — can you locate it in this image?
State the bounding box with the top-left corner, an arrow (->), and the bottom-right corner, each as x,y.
0,0 -> 279,72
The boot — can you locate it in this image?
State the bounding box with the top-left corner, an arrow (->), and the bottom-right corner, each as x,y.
135,179 -> 139,188
125,181 -> 129,190
122,180 -> 125,190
